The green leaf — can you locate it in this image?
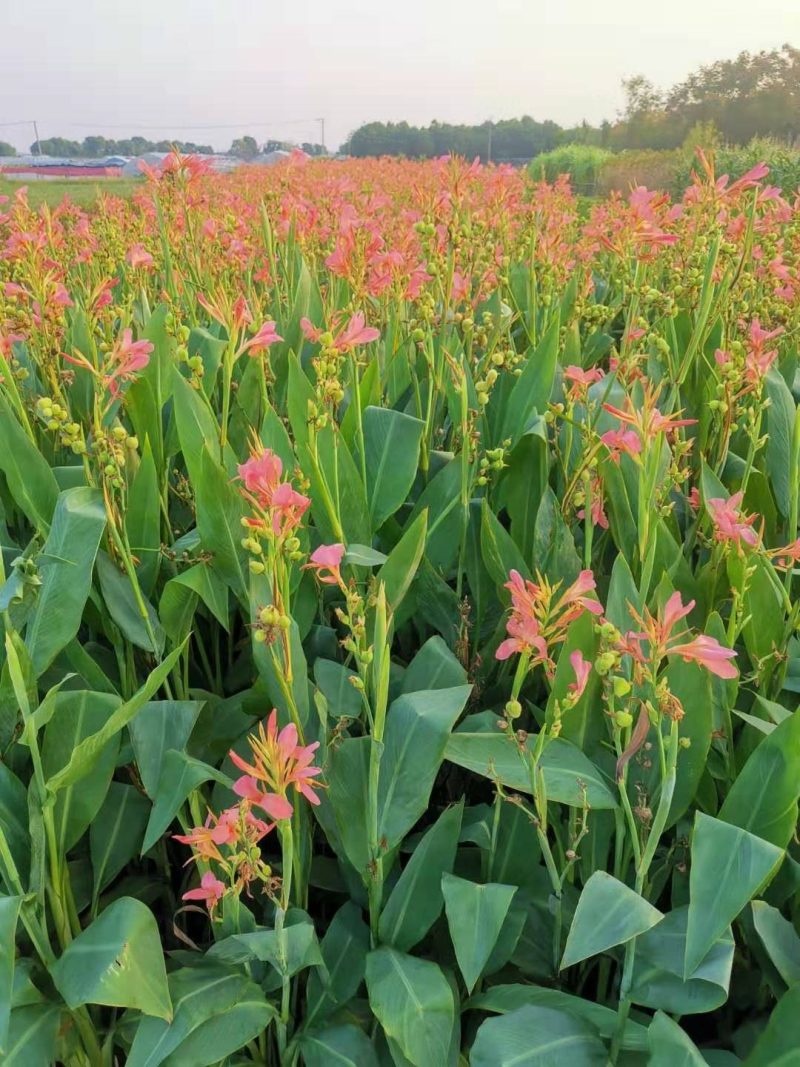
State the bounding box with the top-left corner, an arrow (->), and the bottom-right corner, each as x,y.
172,366 -> 221,488
533,486 -> 581,587
159,564 -> 229,645
503,420 -> 548,565
0,394 -> 59,533
480,497 -> 529,588
210,910 -> 322,978
561,872 -> 663,969
467,984 -> 648,1051
379,802 -> 463,952
470,1005 -> 606,1066
313,660 -> 362,719
128,700 -> 203,798
46,642 -> 186,794
407,458 -> 462,571
751,900 -> 800,986
0,766 -> 30,890
445,725 -> 618,810
378,686 -> 472,850
3,1005 -> 61,1066
442,874 -> 517,993
51,897 -> 171,1020
90,783 -> 151,901
126,437 -> 161,595
303,901 -> 370,1028
377,510 -> 428,615
343,544 -> 387,567
128,964 -> 274,1067
42,690 -> 121,852
195,447 -> 247,602
718,708 -> 800,848
126,305 -> 174,475
365,947 -> 454,1067
96,551 -> 165,655
363,407 -> 424,531
685,813 -> 783,977
647,1011 -> 706,1067
764,367 -> 796,514
400,636 -> 467,694
299,1024 -> 378,1067
142,751 -> 231,853
324,735 -> 371,874
24,487 -> 106,675
0,895 -> 21,1052
128,964 -> 273,1062
630,906 -> 734,1015
742,983 -> 800,1066
501,314 -> 561,444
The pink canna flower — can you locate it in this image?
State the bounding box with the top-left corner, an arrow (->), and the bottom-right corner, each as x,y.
707,492 -> 759,548
564,365 -> 604,390
182,870 -> 226,911
333,312 -> 380,351
104,329 -> 153,398
300,317 -> 324,342
238,449 -> 283,508
240,321 -> 283,357
601,428 -> 642,462
126,243 -> 154,270
232,775 -> 294,820
303,543 -> 345,585
568,650 -> 591,700
229,709 -> 324,811
667,634 -> 738,679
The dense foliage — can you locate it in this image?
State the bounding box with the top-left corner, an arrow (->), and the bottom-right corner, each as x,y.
1,152 -> 800,1066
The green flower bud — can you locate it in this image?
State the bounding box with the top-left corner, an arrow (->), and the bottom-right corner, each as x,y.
614,710 -> 634,729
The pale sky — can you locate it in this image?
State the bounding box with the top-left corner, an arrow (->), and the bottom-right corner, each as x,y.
1,0 -> 798,153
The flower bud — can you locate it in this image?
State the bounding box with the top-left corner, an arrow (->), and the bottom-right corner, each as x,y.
505,699 -> 522,720
614,710 -> 634,729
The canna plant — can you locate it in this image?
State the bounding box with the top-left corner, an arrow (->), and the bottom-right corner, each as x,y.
0,149 -> 799,1066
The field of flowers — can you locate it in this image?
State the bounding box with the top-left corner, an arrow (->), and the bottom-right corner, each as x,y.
0,150 -> 799,1065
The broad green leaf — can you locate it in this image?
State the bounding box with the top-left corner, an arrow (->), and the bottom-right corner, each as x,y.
400,636 -> 467,694
172,366 -> 221,487
0,394 -> 59,533
751,900 -> 800,986
445,725 -> 618,810
764,366 -> 795,514
480,497 -> 529,588
195,447 -> 247,602
210,910 -> 322,978
718,708 -> 800,848
126,437 -> 161,595
42,690 -> 121,852
442,873 -> 517,992
128,964 -> 274,1067
503,420 -> 548,565
0,895 -> 21,1052
377,510 -> 428,615
128,700 -> 203,798
379,802 -> 463,952
363,407 -> 424,530
51,897 -> 171,1020
159,564 -> 229,645
630,906 -> 734,1015
0,765 -> 30,889
324,735 -> 371,874
343,544 -> 387,567
313,659 -> 362,718
467,984 -> 648,1051
46,643 -> 186,794
685,813 -> 783,977
142,751 -> 231,853
25,487 -> 106,675
501,314 -> 561,444
299,1024 -> 378,1067
96,550 -> 165,655
407,458 -> 462,571
365,948 -> 454,1067
470,1004 -> 606,1067
647,1011 -> 706,1067
378,685 -> 472,850
90,783 -> 151,901
126,305 -> 174,475
742,983 -> 800,1066
561,872 -> 663,969
533,486 -> 581,587
3,1004 -> 61,1066
306,902 -> 370,1027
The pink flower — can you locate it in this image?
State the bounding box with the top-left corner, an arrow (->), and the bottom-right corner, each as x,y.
268,481 -> 311,536
707,492 -> 759,547
238,450 -> 283,508
601,428 -> 642,462
126,243 -> 154,270
667,634 -> 738,679
568,650 -> 591,700
303,542 -> 345,585
229,709 -> 323,809
769,539 -> 800,570
232,775 -> 294,820
182,870 -> 226,911
104,329 -> 153,398
300,317 -> 323,342
240,321 -> 283,357
334,312 -> 380,351
564,365 -> 604,390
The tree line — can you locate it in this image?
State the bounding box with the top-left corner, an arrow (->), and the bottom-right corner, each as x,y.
347,45 -> 799,160
3,135 -> 327,160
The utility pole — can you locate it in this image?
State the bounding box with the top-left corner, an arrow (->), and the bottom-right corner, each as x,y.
487,120 -> 493,164
33,120 -> 41,155
318,118 -> 325,154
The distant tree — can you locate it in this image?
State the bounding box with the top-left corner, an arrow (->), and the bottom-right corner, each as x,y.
229,136 -> 259,160
0,141 -> 16,157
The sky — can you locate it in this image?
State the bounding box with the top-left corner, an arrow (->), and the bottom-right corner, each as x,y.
1,0 -> 798,153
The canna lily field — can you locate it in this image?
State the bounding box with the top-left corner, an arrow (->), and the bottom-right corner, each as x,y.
0,149 -> 799,1066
